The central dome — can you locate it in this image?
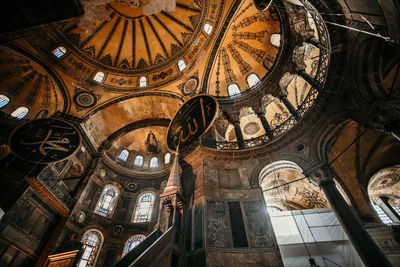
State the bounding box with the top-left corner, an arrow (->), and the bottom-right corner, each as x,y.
52,0 -> 209,74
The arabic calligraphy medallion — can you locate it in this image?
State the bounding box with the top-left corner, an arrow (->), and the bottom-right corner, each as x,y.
167,94 -> 218,151
9,118 -> 81,164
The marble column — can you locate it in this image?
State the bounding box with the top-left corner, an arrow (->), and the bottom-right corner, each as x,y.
256,110 -> 274,141
310,168 -> 392,267
298,70 -> 315,89
280,95 -> 300,120
233,120 -> 245,149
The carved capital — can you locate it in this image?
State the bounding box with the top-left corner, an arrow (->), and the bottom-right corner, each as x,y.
305,164 -> 334,187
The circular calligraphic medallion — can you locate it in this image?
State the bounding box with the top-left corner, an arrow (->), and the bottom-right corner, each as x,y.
167,94 -> 218,151
9,118 -> 81,164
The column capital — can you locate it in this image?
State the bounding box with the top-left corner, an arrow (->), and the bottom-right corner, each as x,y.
304,164 -> 335,187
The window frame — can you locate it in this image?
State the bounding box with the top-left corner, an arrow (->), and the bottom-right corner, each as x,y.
132,191 -> 156,223
10,106 -> 29,119
52,46 -> 67,58
246,73 -> 261,89
78,229 -> 103,267
94,184 -> 119,218
149,157 -> 159,168
164,152 -> 171,165
139,76 -> 147,87
227,83 -> 241,98
118,149 -> 130,162
134,155 -> 144,167
93,71 -> 105,83
177,59 -> 186,71
0,94 -> 10,109
203,23 -> 213,35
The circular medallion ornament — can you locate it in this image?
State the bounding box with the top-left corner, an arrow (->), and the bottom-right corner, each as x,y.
160,180 -> 167,189
183,77 -> 199,95
74,91 -> 97,108
243,122 -> 260,135
9,118 -> 81,164
98,169 -> 106,178
167,94 -> 218,151
126,182 -> 137,191
113,225 -> 124,235
76,211 -> 86,223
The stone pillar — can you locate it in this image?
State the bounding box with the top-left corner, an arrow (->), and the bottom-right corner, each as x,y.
280,95 -> 300,120
377,196 -> 400,223
233,120 -> 245,149
306,36 -> 320,48
298,70 -> 315,88
255,109 -> 274,140
308,167 -> 392,267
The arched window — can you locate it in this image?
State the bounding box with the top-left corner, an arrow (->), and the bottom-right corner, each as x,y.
372,203 -> 393,225
247,73 -> 261,88
35,110 -> 48,119
0,94 -> 10,108
78,229 -> 103,267
122,234 -> 146,256
139,76 -> 147,87
11,106 -> 29,119
94,185 -> 119,217
203,23 -> 213,35
93,71 -> 105,83
118,149 -> 129,162
177,59 -> 186,71
133,192 -> 156,222
270,34 -> 281,47
134,155 -> 144,167
149,157 -> 159,168
52,46 -> 67,58
164,152 -> 171,164
228,84 -> 241,98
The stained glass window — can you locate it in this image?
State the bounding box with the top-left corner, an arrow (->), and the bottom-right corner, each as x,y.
94,185 -> 119,217
93,71 -> 105,83
133,192 -> 155,223
134,155 -> 144,166
228,84 -> 241,98
118,149 -> 129,162
177,59 -> 186,71
11,106 -> 29,119
150,157 -> 158,168
247,73 -> 261,88
164,152 -> 171,164
372,203 -> 393,225
139,76 -> 147,87
78,229 -> 103,267
204,23 -> 213,35
122,234 -> 146,256
52,46 -> 67,58
0,94 -> 10,108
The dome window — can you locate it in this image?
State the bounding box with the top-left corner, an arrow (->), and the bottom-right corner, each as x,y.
118,149 -> 129,162
150,157 -> 159,168
203,23 -> 213,35
134,155 -> 144,167
0,94 -> 10,109
11,106 -> 29,119
52,46 -> 67,58
177,59 -> 186,71
164,152 -> 171,164
247,73 -> 261,88
228,83 -> 241,98
93,71 -> 105,83
270,34 -> 281,48
139,76 -> 147,87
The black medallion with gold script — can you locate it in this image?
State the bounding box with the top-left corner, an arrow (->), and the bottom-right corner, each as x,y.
9,118 -> 81,164
167,94 -> 218,151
